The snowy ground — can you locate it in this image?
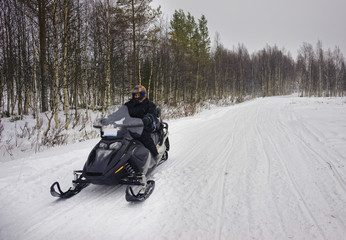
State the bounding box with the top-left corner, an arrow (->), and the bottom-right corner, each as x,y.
1,96 -> 346,240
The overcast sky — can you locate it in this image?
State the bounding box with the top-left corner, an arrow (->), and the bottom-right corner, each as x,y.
151,0 -> 346,59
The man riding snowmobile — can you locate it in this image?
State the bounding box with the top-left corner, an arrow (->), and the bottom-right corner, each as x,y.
49,85 -> 169,201
125,85 -> 160,161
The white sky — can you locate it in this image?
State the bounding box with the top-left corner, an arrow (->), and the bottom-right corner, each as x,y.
151,0 -> 346,59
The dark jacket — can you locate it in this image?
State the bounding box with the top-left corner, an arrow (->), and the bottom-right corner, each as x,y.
125,98 -> 159,157
125,98 -> 157,119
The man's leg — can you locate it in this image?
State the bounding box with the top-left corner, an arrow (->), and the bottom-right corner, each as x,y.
140,131 -> 159,158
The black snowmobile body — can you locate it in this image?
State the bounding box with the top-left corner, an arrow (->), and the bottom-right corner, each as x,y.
50,105 -> 169,202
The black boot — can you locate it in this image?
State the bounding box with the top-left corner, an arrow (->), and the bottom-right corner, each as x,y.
153,152 -> 159,163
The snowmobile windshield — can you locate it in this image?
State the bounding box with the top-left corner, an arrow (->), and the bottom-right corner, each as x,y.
101,105 -> 143,137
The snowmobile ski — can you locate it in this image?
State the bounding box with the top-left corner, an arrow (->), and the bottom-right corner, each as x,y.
50,170 -> 89,199
50,181 -> 89,199
125,180 -> 155,202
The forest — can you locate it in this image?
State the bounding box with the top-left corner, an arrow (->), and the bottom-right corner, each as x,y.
1,0 -> 346,129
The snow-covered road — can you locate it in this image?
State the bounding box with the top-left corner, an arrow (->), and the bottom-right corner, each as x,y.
1,96 -> 346,239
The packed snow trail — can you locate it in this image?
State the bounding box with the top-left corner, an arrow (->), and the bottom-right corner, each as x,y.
1,96 -> 346,240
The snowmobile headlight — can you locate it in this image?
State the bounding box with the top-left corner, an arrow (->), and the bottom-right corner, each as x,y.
99,142 -> 108,149
109,142 -> 122,151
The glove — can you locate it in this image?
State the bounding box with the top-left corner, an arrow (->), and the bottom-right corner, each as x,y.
142,115 -> 152,126
142,114 -> 156,132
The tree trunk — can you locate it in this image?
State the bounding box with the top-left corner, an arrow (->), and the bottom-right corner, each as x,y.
195,61 -> 199,102
92,68 -> 97,111
53,0 -> 60,129
105,0 -> 111,112
83,30 -> 89,120
147,59 -> 153,99
32,27 -> 40,152
131,0 -> 137,84
38,0 -> 48,112
63,0 -> 70,129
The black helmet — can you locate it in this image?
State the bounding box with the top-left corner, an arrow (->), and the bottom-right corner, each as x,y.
131,85 -> 147,102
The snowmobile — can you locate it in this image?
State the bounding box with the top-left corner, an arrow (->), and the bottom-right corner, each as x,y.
50,105 -> 169,202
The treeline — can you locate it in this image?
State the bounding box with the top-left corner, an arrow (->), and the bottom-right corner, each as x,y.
297,42 -> 346,97
1,0 -> 346,127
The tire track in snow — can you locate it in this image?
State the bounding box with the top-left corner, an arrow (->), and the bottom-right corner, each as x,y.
241,99 -> 297,238
213,107 -> 241,240
269,130 -> 326,239
253,101 -> 290,237
146,108 -> 243,239
267,102 -> 327,239
279,103 -> 346,195
242,102 -> 269,238
216,99 -> 283,239
275,107 -> 346,234
297,120 -> 346,194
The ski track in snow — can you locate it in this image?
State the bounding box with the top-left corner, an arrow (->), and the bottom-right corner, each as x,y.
1,96 -> 346,240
